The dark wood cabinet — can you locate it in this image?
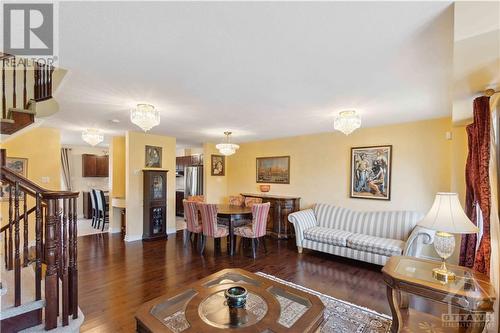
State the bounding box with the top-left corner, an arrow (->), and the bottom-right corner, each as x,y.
96,156 -> 109,177
82,154 -> 109,177
241,193 -> 300,239
176,191 -> 185,216
176,155 -> 203,172
143,170 -> 168,241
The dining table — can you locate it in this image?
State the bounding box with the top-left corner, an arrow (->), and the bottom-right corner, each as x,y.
216,204 -> 252,256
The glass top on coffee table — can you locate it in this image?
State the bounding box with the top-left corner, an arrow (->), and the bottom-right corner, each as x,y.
136,269 -> 324,333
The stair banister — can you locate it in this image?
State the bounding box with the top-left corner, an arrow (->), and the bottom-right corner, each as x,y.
0,148 -> 80,330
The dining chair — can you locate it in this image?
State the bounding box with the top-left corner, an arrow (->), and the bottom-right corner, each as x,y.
183,200 -> 203,246
228,195 -> 245,207
90,189 -> 98,228
244,197 -> 262,208
187,195 -> 205,202
234,202 -> 270,258
196,203 -> 229,255
96,190 -> 109,231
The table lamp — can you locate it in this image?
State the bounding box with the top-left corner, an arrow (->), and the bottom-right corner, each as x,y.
418,192 -> 479,283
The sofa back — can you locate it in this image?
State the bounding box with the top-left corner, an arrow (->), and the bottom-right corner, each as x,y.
313,203 -> 423,241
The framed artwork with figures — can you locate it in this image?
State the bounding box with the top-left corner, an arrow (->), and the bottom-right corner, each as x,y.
211,155 -> 225,176
145,145 -> 162,168
0,157 -> 28,201
350,145 -> 392,200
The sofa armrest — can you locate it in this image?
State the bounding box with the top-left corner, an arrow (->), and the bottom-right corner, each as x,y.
288,209 -> 318,249
403,226 -> 435,257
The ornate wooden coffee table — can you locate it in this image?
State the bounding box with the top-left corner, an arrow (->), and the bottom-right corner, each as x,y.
135,268 -> 324,332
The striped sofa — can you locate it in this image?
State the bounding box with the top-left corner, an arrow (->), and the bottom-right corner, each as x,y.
288,203 -> 434,265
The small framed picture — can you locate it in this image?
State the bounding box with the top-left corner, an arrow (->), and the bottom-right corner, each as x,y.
350,145 -> 392,200
145,145 -> 162,168
1,157 -> 28,201
211,154 -> 225,176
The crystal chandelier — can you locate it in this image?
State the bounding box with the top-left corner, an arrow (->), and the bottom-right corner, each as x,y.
130,104 -> 160,131
333,110 -> 361,135
216,131 -> 240,156
82,129 -> 104,146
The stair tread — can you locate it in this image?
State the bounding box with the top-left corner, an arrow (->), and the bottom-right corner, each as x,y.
8,108 -> 36,115
0,118 -> 15,124
0,264 -> 42,314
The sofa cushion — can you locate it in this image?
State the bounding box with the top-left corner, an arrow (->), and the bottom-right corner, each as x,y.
303,227 -> 352,247
346,233 -> 404,257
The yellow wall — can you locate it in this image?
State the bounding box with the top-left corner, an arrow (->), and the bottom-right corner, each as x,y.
110,136 -> 126,198
125,131 -> 176,241
227,118 -> 453,213
0,128 -> 62,239
203,143 -> 228,204
450,124 -> 470,205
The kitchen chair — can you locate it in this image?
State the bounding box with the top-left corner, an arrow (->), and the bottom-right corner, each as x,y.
228,195 -> 245,206
183,200 -> 203,247
234,202 -> 270,258
96,190 -> 109,231
244,197 -> 262,208
196,203 -> 229,255
90,189 -> 98,228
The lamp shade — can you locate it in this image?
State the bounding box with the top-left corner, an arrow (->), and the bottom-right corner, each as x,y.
418,192 -> 479,234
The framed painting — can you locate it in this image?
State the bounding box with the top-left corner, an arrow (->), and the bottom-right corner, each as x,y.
256,156 -> 290,184
1,157 -> 28,201
350,145 -> 392,200
145,145 -> 162,168
211,154 -> 225,176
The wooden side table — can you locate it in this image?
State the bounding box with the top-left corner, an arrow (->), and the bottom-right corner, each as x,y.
382,256 -> 495,333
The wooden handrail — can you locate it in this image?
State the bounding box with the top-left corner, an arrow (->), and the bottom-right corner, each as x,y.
1,148 -> 80,330
0,206 -> 36,233
1,167 -> 78,199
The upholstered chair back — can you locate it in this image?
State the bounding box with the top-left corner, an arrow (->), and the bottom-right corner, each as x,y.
187,195 -> 205,202
251,202 -> 271,237
229,195 -> 245,207
183,200 -> 201,233
197,203 -> 219,237
244,197 -> 263,208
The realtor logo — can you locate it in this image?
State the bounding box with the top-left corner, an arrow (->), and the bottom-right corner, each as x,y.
3,3 -> 53,56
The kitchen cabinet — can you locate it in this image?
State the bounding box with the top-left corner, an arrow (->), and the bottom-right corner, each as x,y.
82,154 -> 109,177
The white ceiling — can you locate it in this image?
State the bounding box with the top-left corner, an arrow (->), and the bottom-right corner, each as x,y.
46,1 -> 455,147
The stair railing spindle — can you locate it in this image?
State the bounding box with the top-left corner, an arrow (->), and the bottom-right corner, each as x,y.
62,198 -> 69,325
71,197 -> 78,318
12,58 -> 16,108
23,61 -> 27,108
23,191 -> 28,266
8,185 -> 13,270
14,181 -> 21,307
2,59 -> 6,118
44,199 -> 58,330
35,193 -> 42,302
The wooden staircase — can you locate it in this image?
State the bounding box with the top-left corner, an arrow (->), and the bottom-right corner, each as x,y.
0,149 -> 82,332
0,53 -> 54,135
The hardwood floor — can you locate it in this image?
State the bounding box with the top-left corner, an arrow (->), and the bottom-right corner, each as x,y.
77,231 -> 445,332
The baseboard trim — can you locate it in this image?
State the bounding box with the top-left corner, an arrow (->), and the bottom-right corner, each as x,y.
124,234 -> 142,242
109,227 -> 122,234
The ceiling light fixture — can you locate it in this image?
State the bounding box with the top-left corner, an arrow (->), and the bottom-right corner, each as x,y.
216,131 -> 240,156
333,110 -> 361,135
130,103 -> 160,132
82,128 -> 104,146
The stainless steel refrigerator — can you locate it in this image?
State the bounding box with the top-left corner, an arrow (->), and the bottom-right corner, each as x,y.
184,166 -> 203,198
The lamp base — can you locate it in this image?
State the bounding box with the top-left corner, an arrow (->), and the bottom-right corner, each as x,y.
432,259 -> 456,283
